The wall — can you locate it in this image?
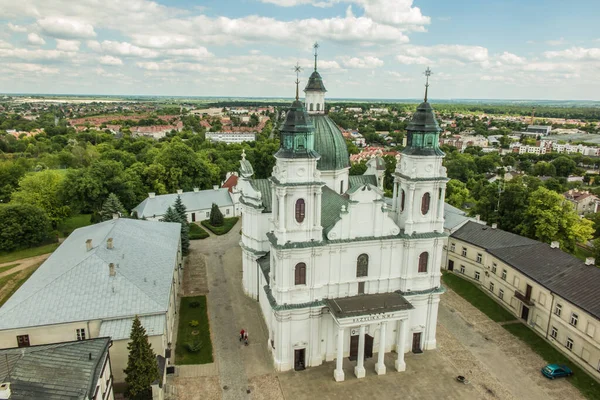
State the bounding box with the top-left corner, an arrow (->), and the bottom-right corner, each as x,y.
0,320 -> 102,349
110,334 -> 165,382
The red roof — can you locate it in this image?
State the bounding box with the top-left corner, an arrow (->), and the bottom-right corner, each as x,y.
222,174 -> 238,193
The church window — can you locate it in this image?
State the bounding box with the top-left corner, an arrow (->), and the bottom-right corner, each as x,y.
356,254 -> 369,277
400,190 -> 406,212
418,252 -> 428,273
421,192 -> 431,215
295,263 -> 306,285
316,103 -> 321,111
295,199 -> 305,223
340,180 -> 344,194
310,103 -> 314,111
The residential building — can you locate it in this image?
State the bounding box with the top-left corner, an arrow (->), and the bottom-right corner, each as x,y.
0,337 -> 113,400
206,131 -> 256,144
239,61 -> 447,381
445,221 -> 600,379
132,187 -> 235,221
527,125 -> 552,135
0,219 -> 182,383
563,189 -> 600,215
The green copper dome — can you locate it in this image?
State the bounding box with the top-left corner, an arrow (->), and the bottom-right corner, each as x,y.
403,101 -> 444,156
276,100 -> 319,159
304,71 -> 327,92
310,115 -> 350,170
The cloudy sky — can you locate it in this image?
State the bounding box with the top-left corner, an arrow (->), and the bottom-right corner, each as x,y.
1,0 -> 599,100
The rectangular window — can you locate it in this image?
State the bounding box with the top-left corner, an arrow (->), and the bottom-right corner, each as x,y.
226,209 -> 230,215
489,282 -> 494,292
551,326 -> 558,339
460,265 -> 465,274
499,289 -> 504,300
450,243 -> 455,252
206,212 -> 209,218
501,269 -> 507,281
461,247 -> 467,257
76,328 -> 86,341
566,337 -> 574,351
474,271 -> 480,281
17,335 -> 30,348
476,253 -> 482,263
491,263 -> 497,274
555,304 -> 562,317
570,313 -> 578,327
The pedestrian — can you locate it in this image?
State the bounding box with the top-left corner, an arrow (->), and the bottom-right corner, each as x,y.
244,331 -> 249,346
240,329 -> 245,342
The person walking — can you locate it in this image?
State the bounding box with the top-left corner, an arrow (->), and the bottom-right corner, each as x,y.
240,329 -> 245,342
244,331 -> 249,346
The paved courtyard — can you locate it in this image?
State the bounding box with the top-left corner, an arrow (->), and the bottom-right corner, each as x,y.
169,224 -> 585,400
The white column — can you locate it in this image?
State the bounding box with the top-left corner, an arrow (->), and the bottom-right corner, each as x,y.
354,325 -> 366,378
395,319 -> 406,372
405,185 -> 415,225
334,327 -> 345,382
279,191 -> 286,232
392,182 -> 398,212
437,188 -> 446,221
375,322 -> 387,375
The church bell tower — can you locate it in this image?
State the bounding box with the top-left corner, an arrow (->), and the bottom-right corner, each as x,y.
304,42 -> 326,115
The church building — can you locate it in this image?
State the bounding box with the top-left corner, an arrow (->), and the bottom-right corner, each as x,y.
238,47 -> 447,381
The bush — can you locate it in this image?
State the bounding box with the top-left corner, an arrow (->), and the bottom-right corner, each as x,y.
201,217 -> 239,236
189,301 -> 201,308
189,320 -> 199,327
186,340 -> 203,353
209,203 -> 224,227
0,204 -> 52,252
189,223 -> 209,240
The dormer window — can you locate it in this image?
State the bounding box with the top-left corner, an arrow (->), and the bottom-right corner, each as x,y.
295,199 -> 305,223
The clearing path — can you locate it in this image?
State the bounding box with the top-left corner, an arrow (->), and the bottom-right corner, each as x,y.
0,253 -> 50,278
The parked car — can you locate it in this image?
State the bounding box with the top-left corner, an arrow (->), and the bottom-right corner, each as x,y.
541,364 -> 573,379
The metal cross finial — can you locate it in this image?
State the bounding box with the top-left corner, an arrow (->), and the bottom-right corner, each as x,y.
313,42 -> 319,71
423,67 -> 433,102
294,63 -> 303,100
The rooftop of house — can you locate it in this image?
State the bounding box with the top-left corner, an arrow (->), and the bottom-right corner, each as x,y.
563,189 -> 598,202
451,221 -> 600,320
132,188 -> 233,218
0,219 -> 180,331
0,337 -> 111,400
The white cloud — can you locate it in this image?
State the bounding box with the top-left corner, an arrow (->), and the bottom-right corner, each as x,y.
396,54 -> 431,65
37,17 -> 96,39
165,47 -> 213,59
89,40 -> 159,58
0,40 -> 12,49
4,63 -> 59,74
340,56 -> 383,69
544,47 -> 600,61
99,55 -> 123,65
27,33 -> 46,46
396,44 -> 489,65
0,47 -> 75,61
7,23 -> 27,33
498,51 -> 525,65
55,39 -> 80,52
480,75 -> 515,83
546,37 -> 567,46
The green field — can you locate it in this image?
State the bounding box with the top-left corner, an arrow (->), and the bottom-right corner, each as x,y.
57,214 -> 92,237
189,223 -> 209,240
0,243 -> 59,264
0,263 -> 19,274
175,296 -> 213,365
201,217 -> 239,236
0,262 -> 42,307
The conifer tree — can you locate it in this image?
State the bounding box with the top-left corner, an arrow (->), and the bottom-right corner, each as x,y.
161,205 -> 190,256
209,203 -> 224,227
124,316 -> 159,400
173,195 -> 187,222
100,193 -> 127,221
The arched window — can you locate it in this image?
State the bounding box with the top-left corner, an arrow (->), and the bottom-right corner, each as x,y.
295,262 -> 306,285
418,252 -> 428,273
316,103 -> 321,111
356,254 -> 369,277
295,199 -> 305,223
400,189 -> 406,212
310,103 -> 314,111
421,192 -> 431,215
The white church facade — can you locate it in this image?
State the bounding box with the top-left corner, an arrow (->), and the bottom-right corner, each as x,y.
238,55 -> 447,381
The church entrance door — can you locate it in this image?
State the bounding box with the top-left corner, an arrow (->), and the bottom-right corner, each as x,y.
412,332 -> 423,353
349,335 -> 358,361
448,260 -> 454,271
364,334 -> 373,359
294,349 -> 306,371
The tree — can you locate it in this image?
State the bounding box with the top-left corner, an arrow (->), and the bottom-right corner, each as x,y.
124,316 -> 159,400
209,203 -> 224,226
349,161 -> 368,176
552,156 -> 577,177
445,179 -> 473,209
173,195 -> 190,255
518,187 -> 594,251
100,193 -> 127,221
161,205 -> 189,255
0,204 -> 53,252
11,169 -> 70,228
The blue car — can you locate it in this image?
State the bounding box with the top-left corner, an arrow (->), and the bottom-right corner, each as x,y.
541,364 -> 573,379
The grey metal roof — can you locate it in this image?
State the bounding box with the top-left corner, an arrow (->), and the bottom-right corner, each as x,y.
310,115 -> 350,171
349,174 -> 378,189
304,70 -> 327,92
321,186 -> 349,234
257,253 -> 270,284
0,337 -> 111,400
325,292 -> 414,319
0,219 -> 180,330
133,188 -> 233,219
249,179 -> 272,213
443,203 -> 478,233
99,314 -> 166,341
452,221 -> 600,320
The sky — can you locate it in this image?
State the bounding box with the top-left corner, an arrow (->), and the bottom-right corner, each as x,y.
1,0 -> 599,100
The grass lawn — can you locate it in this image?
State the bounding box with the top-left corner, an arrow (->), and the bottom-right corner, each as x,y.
0,242 -> 60,264
57,213 -> 92,237
504,323 -> 600,399
441,271 -> 515,322
175,296 -> 213,365
573,245 -> 594,263
0,263 -> 19,274
0,262 -> 42,307
189,223 -> 209,240
201,217 -> 239,236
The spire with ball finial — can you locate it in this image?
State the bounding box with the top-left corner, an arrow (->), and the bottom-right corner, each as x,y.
424,67 -> 432,102
313,42 -> 319,71
294,62 -> 302,101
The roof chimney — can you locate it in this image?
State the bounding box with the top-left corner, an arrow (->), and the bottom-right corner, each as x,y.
177,189 -> 183,194
491,223 -> 497,229
86,239 -> 93,251
0,383 -> 11,400
585,257 -> 595,266
148,192 -> 156,198
193,187 -> 199,192
550,241 -> 560,249
112,213 -> 119,220
107,238 -> 113,250
213,185 -> 219,190
109,263 -> 116,277
475,214 -> 480,221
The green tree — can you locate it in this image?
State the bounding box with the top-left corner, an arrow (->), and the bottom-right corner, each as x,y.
349,161 -> 368,176
173,195 -> 190,255
124,316 -> 159,400
11,169 -> 70,228
445,179 -> 473,209
100,193 -> 127,221
552,156 -> 577,177
519,187 -> 594,251
0,204 -> 53,252
209,203 -> 224,227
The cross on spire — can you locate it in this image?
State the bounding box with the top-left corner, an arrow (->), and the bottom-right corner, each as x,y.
423,67 -> 433,102
294,63 -> 303,100
313,42 -> 319,71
